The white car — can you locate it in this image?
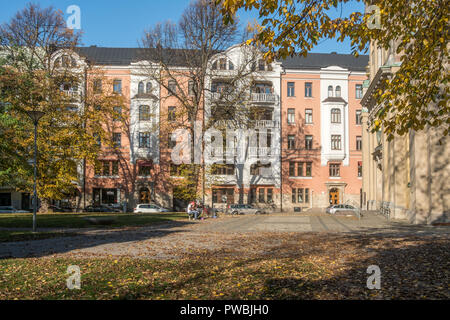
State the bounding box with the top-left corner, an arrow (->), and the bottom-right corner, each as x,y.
326,204 -> 359,215
0,206 -> 30,214
134,204 -> 170,213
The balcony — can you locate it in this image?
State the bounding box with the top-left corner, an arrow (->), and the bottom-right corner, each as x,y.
251,120 -> 280,128
248,147 -> 280,158
250,93 -> 279,104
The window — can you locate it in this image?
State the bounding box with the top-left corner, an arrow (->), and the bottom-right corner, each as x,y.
138,81 -> 144,94
259,189 -> 265,203
113,133 -> 121,148
212,164 -> 235,175
289,162 -> 296,176
228,61 -> 234,70
258,59 -> 265,71
112,161 -> 119,176
188,81 -> 195,96
331,135 -> 341,150
267,188 -> 273,203
305,82 -> 312,97
113,80 -> 122,93
219,58 -> 227,70
139,105 -> 151,121
95,161 -> 119,177
356,110 -> 362,125
358,161 -> 362,177
212,61 -> 217,70
103,161 -> 110,176
355,84 -> 363,99
113,106 -> 122,121
305,135 -> 313,150
212,188 -> 234,204
287,135 -> 295,149
138,165 -> 152,177
168,80 -> 177,95
94,133 -> 101,147
289,162 -> 313,177
168,106 -> 176,122
146,82 -> 152,94
250,162 -> 271,176
297,187 -> 303,203
328,85 -> 334,97
329,163 -> 341,177
287,108 -> 295,124
305,109 -> 313,124
335,86 -> 341,98
168,133 -> 176,149
292,188 -> 309,203
305,162 -> 312,177
139,132 -> 150,148
331,108 -> 341,123
356,136 -> 362,151
287,82 -> 295,97
93,79 -> 102,93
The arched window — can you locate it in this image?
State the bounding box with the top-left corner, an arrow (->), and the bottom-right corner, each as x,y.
138,82 -> 144,94
335,86 -> 341,97
331,108 -> 341,123
146,82 -> 152,93
328,86 -> 334,97
212,61 -> 217,70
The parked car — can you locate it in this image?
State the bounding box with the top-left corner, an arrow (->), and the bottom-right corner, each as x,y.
84,205 -> 119,213
134,204 -> 170,213
49,205 -> 73,213
226,204 -> 265,215
0,206 -> 30,214
326,204 -> 359,215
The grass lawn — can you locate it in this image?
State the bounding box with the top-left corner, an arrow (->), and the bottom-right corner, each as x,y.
0,231 -> 78,243
0,235 -> 448,300
0,257 -> 329,300
0,212 -> 187,229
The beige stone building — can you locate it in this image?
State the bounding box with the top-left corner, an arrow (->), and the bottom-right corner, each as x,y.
361,41 -> 450,224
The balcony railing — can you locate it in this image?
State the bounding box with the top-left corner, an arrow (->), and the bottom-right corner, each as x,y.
251,120 -> 280,128
250,93 -> 278,103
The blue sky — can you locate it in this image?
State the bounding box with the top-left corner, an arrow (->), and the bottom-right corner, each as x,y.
0,0 -> 366,54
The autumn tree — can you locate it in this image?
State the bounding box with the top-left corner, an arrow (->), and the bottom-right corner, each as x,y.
218,0 -> 449,139
0,3 -> 123,211
139,0 -> 265,205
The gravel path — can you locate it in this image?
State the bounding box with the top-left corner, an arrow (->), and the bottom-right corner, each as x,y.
1,213 -> 448,259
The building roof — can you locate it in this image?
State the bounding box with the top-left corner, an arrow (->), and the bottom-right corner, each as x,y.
75,47 -> 369,71
281,52 -> 369,72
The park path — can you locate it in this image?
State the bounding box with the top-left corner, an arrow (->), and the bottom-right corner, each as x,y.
1,212 -> 448,259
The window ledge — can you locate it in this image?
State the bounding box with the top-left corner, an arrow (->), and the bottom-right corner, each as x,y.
329,177 -> 341,179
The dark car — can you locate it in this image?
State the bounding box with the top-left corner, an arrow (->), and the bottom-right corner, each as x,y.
84,205 -> 118,213
49,205 -> 73,213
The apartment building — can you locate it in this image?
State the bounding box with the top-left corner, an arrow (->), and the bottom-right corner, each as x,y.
1,45 -> 368,212
281,53 -> 367,211
361,42 -> 450,224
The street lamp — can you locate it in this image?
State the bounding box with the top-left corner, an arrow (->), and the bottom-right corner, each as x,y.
26,110 -> 45,232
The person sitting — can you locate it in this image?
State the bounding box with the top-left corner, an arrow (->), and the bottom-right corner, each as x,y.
187,201 -> 199,220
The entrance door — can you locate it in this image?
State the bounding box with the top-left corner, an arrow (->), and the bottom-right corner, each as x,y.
329,188 -> 340,205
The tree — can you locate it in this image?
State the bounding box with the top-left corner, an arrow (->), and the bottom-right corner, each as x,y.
139,0 -> 264,205
0,3 -> 123,211
218,0 -> 449,139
